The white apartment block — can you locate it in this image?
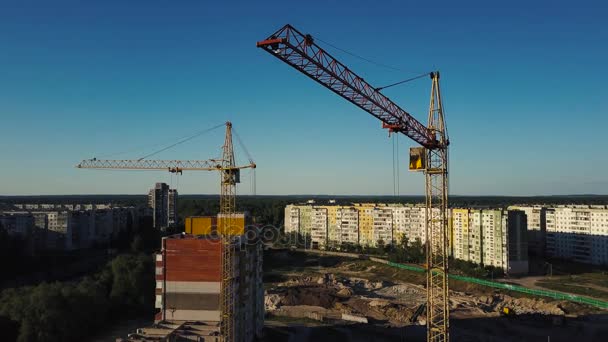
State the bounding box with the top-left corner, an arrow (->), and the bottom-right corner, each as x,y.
284,203 -> 434,248
391,206 -> 426,244
546,207 -> 608,265
284,203 -> 529,273
2,206 -> 140,251
372,207 -> 393,246
310,207 -> 328,248
284,205 -> 299,234
335,206 -> 359,245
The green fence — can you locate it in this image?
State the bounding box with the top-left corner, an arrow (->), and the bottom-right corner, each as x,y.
386,261 -> 608,310
297,249 -> 608,310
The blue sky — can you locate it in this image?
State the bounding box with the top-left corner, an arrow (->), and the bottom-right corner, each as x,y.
1,0 -> 607,196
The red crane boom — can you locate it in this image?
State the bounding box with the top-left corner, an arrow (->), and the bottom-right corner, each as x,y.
256,24 -> 442,149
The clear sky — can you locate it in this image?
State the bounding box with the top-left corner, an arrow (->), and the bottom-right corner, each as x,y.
1,0 -> 607,196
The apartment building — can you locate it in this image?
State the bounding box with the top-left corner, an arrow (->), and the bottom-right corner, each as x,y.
509,205 -> 547,256
356,204 -> 375,247
335,206 -> 359,245
148,183 -> 178,230
1,206 -> 142,251
310,206 -> 329,249
452,209 -> 528,274
372,206 -> 393,246
546,207 -> 608,265
284,203 -> 528,273
154,232 -> 264,341
0,213 -> 35,236
286,203 -> 431,248
451,209 -> 470,261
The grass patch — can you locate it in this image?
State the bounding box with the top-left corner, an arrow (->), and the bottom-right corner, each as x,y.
536,280 -> 608,301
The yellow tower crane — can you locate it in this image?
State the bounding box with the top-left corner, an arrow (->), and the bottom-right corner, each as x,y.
76,122 -> 255,342
257,25 -> 449,341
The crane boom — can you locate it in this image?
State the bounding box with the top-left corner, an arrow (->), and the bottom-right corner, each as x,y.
256,24 -> 442,149
76,158 -> 255,172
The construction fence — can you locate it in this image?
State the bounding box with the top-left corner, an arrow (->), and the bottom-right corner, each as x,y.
382,259 -> 608,310
293,249 -> 608,310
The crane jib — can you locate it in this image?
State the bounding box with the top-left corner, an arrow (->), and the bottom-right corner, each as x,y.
256,24 -> 442,150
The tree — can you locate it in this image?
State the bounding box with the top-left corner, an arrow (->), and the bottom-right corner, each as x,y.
109,254 -> 155,312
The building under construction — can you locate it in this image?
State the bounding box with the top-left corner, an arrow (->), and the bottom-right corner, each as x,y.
121,215 -> 264,342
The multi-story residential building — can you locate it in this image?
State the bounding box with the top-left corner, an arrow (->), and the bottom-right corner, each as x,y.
336,206 -> 359,246
284,203 -> 529,273
451,209 -> 470,261
434,208 -> 528,274
168,189 -> 178,227
509,205 -> 547,257
506,210 -> 529,274
0,213 -> 35,237
1,206 -> 143,251
546,207 -> 608,265
148,183 -> 178,229
310,206 -> 328,248
154,233 -> 264,341
372,206 -> 393,247
286,203 -> 429,248
284,205 -> 299,235
356,204 -> 375,247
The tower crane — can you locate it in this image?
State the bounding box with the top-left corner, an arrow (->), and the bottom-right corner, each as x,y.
76,122 -> 255,342
257,25 -> 449,341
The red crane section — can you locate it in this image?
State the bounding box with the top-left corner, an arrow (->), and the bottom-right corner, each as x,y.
257,24 -> 440,149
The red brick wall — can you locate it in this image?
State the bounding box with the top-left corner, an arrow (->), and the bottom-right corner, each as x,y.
164,238 -> 222,282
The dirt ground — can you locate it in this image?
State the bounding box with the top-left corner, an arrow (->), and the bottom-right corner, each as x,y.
261,250 -> 608,342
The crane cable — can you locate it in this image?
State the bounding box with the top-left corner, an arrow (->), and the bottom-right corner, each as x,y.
232,127 -> 256,195
392,134 -> 400,198
392,135 -> 396,197
396,134 -> 399,197
376,72 -> 431,91
137,123 -> 225,161
232,128 -> 255,164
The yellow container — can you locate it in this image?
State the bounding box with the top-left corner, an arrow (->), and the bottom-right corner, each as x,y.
217,213 -> 245,235
185,216 -> 216,235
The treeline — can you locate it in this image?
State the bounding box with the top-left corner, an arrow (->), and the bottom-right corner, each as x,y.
0,253 -> 155,342
0,214 -> 163,342
178,195 -> 294,227
276,232 -> 504,279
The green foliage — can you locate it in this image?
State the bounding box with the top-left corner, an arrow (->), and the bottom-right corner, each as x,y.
178,196 -> 294,227
274,231 -> 311,249
0,253 -> 154,342
0,227 -> 27,280
109,254 -> 155,311
449,258 -> 504,279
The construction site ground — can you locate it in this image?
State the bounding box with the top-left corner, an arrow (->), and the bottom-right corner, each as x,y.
261,250 -> 608,342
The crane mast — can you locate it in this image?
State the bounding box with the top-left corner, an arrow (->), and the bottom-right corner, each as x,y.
76,122 -> 254,342
426,72 -> 449,342
220,122 -> 236,342
257,25 -> 450,341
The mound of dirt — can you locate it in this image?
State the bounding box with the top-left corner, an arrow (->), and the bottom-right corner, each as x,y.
280,287 -> 339,308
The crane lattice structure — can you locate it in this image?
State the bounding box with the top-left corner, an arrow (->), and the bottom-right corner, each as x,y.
76,122 -> 255,342
257,25 -> 449,342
